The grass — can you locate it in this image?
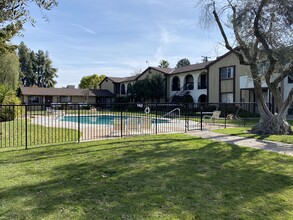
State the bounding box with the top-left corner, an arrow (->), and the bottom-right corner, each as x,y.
213,127 -> 293,144
0,134 -> 293,219
0,119 -> 79,148
191,117 -> 293,128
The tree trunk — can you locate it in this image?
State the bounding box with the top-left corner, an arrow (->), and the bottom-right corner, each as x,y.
251,115 -> 292,135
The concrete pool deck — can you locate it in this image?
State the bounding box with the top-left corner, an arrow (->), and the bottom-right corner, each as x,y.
30,115 -> 198,141
29,115 -> 293,156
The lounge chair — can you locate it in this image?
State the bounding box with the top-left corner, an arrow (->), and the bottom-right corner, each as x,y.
203,111 -> 221,125
46,107 -> 55,114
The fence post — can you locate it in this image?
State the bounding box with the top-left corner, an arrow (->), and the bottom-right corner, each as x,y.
77,104 -> 80,143
155,103 -> 158,135
120,106 -> 123,138
185,104 -> 189,132
224,104 -> 227,129
25,105 -> 28,150
200,106 -> 203,131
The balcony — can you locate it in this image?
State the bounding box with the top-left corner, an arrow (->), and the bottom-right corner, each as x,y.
184,82 -> 194,90
198,83 -> 207,90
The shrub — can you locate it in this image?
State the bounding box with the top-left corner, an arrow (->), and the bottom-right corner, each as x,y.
0,85 -> 21,122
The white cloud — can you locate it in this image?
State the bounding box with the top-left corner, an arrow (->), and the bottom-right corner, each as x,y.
160,26 -> 171,44
71,23 -> 96,35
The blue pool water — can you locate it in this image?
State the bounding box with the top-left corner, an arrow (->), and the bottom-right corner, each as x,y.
61,115 -> 170,125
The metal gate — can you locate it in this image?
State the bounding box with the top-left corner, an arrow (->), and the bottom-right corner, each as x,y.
184,104 -> 203,131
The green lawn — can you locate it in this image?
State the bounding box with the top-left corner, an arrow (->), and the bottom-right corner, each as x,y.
213,127 -> 293,144
0,119 -> 79,148
0,134 -> 293,219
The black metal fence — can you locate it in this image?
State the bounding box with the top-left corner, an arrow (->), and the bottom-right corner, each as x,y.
0,103 -> 202,149
194,102 -> 262,128
0,102 -> 266,149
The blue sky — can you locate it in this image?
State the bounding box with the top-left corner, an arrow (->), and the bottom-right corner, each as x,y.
12,0 -> 227,87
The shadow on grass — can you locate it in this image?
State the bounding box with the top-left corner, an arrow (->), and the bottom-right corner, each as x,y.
0,135 -> 293,219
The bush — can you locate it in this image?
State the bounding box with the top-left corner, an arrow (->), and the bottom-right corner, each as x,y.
0,85 -> 21,122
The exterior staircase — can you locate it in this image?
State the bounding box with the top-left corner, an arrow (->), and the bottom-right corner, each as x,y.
167,84 -> 191,103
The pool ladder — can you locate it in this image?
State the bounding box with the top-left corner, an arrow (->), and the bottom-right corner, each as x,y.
162,108 -> 181,120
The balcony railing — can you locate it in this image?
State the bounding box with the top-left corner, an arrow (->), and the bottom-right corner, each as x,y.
183,82 -> 194,90
198,83 -> 207,89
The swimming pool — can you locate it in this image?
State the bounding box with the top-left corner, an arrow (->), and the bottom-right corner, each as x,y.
60,115 -> 170,125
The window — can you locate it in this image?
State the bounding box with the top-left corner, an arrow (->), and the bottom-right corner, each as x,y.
258,61 -> 268,75
172,77 -> 180,91
121,84 -> 126,94
28,96 -> 42,104
221,93 -> 234,103
184,75 -> 194,90
114,83 -> 120,95
60,96 -> 71,103
198,73 -> 207,89
220,66 -> 234,79
288,76 -> 293,84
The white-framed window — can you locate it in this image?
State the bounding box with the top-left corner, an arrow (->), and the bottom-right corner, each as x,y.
288,76 -> 293,84
28,96 -> 42,104
220,66 -> 234,79
60,96 -> 71,103
221,93 -> 234,103
257,61 -> 268,75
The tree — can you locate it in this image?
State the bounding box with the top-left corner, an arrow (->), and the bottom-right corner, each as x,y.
79,74 -> 106,89
147,74 -> 165,102
128,74 -> 165,102
0,51 -> 19,90
201,0 -> 293,134
0,0 -> 58,53
35,50 -> 58,87
0,84 -> 21,122
18,42 -> 57,87
129,80 -> 148,102
158,60 -> 170,68
176,58 -> 190,68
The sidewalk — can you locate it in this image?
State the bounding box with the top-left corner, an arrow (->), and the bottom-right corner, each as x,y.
188,130 -> 293,156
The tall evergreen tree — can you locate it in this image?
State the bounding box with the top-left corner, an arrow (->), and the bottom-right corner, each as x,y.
18,42 -> 57,87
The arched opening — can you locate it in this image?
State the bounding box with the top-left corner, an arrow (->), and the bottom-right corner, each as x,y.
171,94 -> 194,103
198,72 -> 207,89
198,94 -> 207,104
184,74 -> 194,90
121,84 -> 125,95
183,94 -> 194,103
171,76 -> 180,91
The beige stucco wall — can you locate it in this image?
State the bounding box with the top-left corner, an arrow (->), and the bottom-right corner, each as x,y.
100,79 -> 114,93
21,95 -> 96,104
136,69 -> 165,81
208,53 -> 250,103
71,96 -> 95,103
220,80 -> 234,93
